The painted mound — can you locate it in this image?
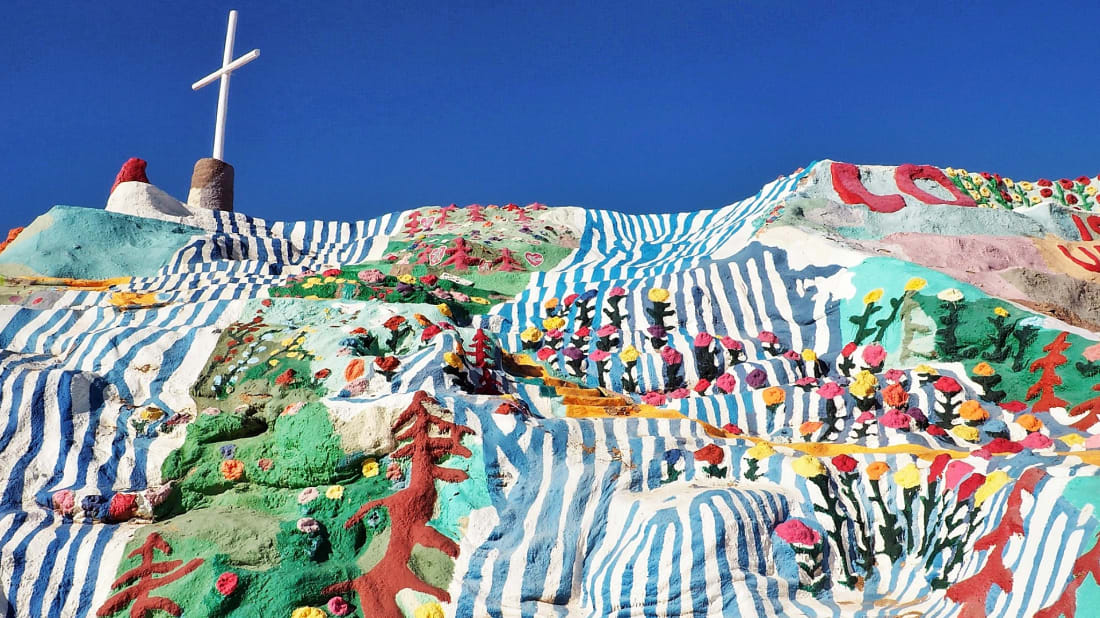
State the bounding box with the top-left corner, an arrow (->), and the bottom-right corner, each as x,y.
0,160 -> 1098,617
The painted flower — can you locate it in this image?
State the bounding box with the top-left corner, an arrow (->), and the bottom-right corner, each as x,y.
608,286 -> 627,297
694,332 -> 714,347
783,350 -> 801,361
648,288 -> 670,303
848,370 -> 878,399
951,425 -> 980,442
386,462 -> 404,481
959,400 -> 989,422
291,608 -> 326,618
761,386 -> 786,406
647,324 -> 668,338
792,455 -> 826,478
801,348 -> 818,362
375,356 -> 400,372
215,572 -> 239,596
937,288 -> 964,302
831,454 -> 857,473
619,345 -> 640,363
1021,432 -> 1053,449
220,459 -> 244,482
746,442 -> 776,460
544,298 -> 559,312
758,331 -> 779,344
863,288 -> 884,304
327,597 -> 351,616
414,602 -> 445,618
660,346 -> 683,365
53,489 -> 76,515
383,316 -> 407,331
861,343 -> 886,368
362,460 -> 379,477
257,458 -> 274,471
563,346 -> 585,361
536,347 -> 556,361
799,421 -> 823,435
745,368 -> 768,389
108,493 -> 138,521
972,362 -> 995,377
437,304 -> 452,318
326,485 -> 344,500
563,293 -> 579,307
420,325 -> 441,342
668,388 -> 690,399
933,376 -> 962,394
816,381 -> 843,399
1016,413 -> 1042,432
840,342 -> 857,357
274,369 -> 296,387
313,368 -> 331,380
720,336 -> 743,350
881,409 -> 912,430
542,316 -> 566,331
865,461 -> 890,481
882,383 -> 909,409
443,352 -> 464,368
642,391 -> 667,406
775,519 -> 821,548
590,349 -> 611,362
297,517 -> 321,534
596,324 -> 619,338
904,277 -> 927,292
357,269 -> 385,283
694,444 -> 725,465
396,274 -> 417,285
693,379 -> 710,394
715,373 -> 737,393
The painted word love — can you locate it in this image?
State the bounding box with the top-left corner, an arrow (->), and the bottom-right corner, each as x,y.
831,162 -> 976,213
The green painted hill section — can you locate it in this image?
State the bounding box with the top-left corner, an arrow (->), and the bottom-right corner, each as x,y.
0,205 -> 200,279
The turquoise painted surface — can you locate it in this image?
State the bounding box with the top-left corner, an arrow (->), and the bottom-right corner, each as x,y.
0,205 -> 200,279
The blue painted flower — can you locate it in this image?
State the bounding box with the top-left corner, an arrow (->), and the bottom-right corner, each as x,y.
80,494 -> 110,520
220,444 -> 237,459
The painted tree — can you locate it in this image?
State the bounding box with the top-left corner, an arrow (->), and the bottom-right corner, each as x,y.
324,391 -> 475,616
97,533 -> 203,618
492,248 -> 524,272
1025,332 -> 1071,412
1069,383 -> 1100,431
441,237 -> 481,271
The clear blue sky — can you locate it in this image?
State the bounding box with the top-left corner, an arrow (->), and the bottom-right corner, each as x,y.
3,1 -> 1098,231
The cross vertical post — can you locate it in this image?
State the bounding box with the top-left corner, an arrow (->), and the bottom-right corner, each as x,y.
192,9 -> 260,162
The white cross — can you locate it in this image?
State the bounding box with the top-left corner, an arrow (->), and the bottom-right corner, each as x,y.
191,10 -> 260,162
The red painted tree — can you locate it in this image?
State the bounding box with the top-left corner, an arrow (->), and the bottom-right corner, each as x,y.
470,328 -> 492,369
1034,532 -> 1100,618
441,237 -> 481,271
324,391 -> 474,616
945,468 -> 1046,618
492,248 -> 525,272
97,532 -> 203,617
1070,384 -> 1100,431
1026,332 -> 1071,412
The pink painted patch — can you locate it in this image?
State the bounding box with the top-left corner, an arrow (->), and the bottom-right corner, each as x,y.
429,246 -> 446,266
775,519 -> 821,547
1022,432 -> 1055,450
1084,342 -> 1100,362
524,252 -> 544,267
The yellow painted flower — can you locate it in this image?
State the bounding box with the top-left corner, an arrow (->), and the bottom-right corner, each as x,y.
849,370 -> 878,399
980,186 -> 991,198
970,173 -> 983,183
397,274 -> 417,285
1003,178 -> 1014,188
957,168 -> 969,177
301,282 -> 314,289
951,425 -> 980,442
362,460 -> 379,477
746,442 -> 776,460
762,386 -> 786,406
914,364 -> 938,376
325,485 -> 344,500
1016,413 -> 1042,432
1012,193 -> 1022,203
893,463 -> 921,489
993,306 -> 1009,318
1061,433 -> 1086,447
306,277 -> 321,285
443,352 -> 464,369
959,400 -> 989,422
967,190 -> 980,200
866,461 -> 890,481
470,296 -> 491,305
792,454 -> 826,478
323,276 -> 336,284
904,277 -> 927,292
414,602 -> 445,618
944,167 -> 957,177
1030,196 -> 1041,204
863,288 -> 884,304
437,303 -> 452,318
542,316 -> 566,331
268,359 -> 279,366
281,337 -> 295,347
140,407 -> 164,421
937,288 -> 964,302
619,345 -> 640,363
1088,186 -> 1098,196
972,362 -> 995,377
648,288 -> 670,303
975,471 -> 1011,506
520,327 -> 544,343
801,348 -> 817,362
1019,181 -> 1034,191
291,608 -> 326,618
287,352 -> 300,359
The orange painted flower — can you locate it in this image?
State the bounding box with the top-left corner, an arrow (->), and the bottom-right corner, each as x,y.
881,383 -> 909,409
1016,413 -> 1043,432
866,461 -> 890,481
959,400 -> 989,422
345,358 -> 365,382
799,421 -> 823,435
220,459 -> 244,481
762,386 -> 786,406
972,362 -> 995,377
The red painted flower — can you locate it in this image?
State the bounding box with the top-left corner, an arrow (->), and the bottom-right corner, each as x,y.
721,423 -> 742,435
421,325 -> 442,341
933,376 -> 961,394
1037,178 -> 1053,187
1040,187 -> 1053,198
536,347 -> 555,361
261,299 -> 272,307
1077,176 -> 1091,185
1067,193 -> 1079,205
831,454 -> 858,473
322,268 -> 342,277
383,316 -> 407,331
563,293 -> 579,307
108,493 -> 138,521
1000,400 -> 1027,413
693,379 -> 711,394
215,572 -> 239,596
980,172 -> 992,180
374,356 -> 400,372
350,326 -> 368,335
986,437 -> 1023,454
257,458 -> 274,471
314,368 -> 331,380
274,369 -> 296,386
926,425 -> 947,436
694,444 -> 725,465
841,341 -> 857,357
420,274 -> 439,286
956,473 -> 986,501
928,453 -> 951,482
574,326 -> 591,338
1059,179 -> 1075,190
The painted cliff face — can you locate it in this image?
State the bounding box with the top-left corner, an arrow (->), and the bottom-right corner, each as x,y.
4,162 -> 1100,617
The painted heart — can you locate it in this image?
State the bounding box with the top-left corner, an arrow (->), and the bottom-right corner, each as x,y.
429,246 -> 446,266
524,252 -> 544,267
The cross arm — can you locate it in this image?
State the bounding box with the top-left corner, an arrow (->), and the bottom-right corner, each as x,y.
191,49 -> 261,91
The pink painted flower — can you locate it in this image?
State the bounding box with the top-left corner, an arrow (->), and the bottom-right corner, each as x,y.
574,326 -> 591,338
715,373 -> 737,393
608,286 -> 627,297
880,409 -> 912,430
883,368 -> 906,384
357,269 -> 386,283
546,329 -> 563,340
596,324 -> 619,338
783,350 -> 801,361
1084,342 -> 1100,362
816,382 -> 843,399
328,597 -> 350,616
694,332 -> 714,347
668,388 -> 690,400
861,343 -> 886,368
297,517 -> 321,534
297,487 -> 319,505
451,291 -> 470,303
52,490 -> 75,515
927,425 -> 947,437
1021,432 -> 1054,450
758,331 -> 779,344
257,458 -> 274,471
775,519 -> 821,548
642,391 -> 667,406
386,462 -> 404,481
144,483 -> 173,508
856,410 -> 876,423
215,572 -> 239,596
536,347 -> 556,361
589,349 -> 611,362
660,346 -> 683,365
944,460 -> 975,489
720,336 -> 743,350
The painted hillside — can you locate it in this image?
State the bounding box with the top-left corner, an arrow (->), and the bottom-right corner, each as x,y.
0,160 -> 1099,617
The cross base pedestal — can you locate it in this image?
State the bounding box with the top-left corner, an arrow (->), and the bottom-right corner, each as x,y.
187,158 -> 234,212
